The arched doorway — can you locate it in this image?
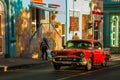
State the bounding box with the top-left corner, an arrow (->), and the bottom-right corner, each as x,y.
110,15 -> 120,47
0,1 -> 5,56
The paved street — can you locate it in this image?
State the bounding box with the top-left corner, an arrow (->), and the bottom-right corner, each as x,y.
0,59 -> 120,80
0,53 -> 120,71
0,54 -> 120,80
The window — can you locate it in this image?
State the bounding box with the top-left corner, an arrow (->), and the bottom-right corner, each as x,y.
94,31 -> 99,40
111,15 -> 119,47
67,42 -> 74,48
67,41 -> 92,49
94,42 -> 102,49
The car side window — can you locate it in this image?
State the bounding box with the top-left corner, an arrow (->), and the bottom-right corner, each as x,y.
94,42 -> 102,49
78,42 -> 92,49
78,43 -> 82,48
67,42 -> 74,48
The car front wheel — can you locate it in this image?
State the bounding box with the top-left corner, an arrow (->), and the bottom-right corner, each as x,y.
53,64 -> 61,70
85,59 -> 92,70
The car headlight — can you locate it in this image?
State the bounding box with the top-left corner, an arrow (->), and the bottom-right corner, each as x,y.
77,52 -> 84,58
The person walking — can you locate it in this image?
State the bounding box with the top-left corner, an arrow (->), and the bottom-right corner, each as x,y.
72,33 -> 80,40
40,38 -> 49,60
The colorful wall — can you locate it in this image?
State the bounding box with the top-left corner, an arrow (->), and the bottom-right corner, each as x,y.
0,0 -> 17,58
104,0 -> 120,48
104,0 -> 120,53
0,0 -> 7,57
1,0 -> 108,57
0,0 -> 66,58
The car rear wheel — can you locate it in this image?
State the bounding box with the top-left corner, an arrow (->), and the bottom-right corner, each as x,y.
53,64 -> 61,70
85,59 -> 92,70
101,59 -> 108,67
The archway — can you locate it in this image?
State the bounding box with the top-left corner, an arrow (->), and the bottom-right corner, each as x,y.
0,1 -> 5,56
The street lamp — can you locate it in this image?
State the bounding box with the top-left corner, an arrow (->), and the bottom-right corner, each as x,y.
73,0 -> 77,17
72,0 -> 77,36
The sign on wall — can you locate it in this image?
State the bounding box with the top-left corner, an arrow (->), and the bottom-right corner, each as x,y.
70,17 -> 79,31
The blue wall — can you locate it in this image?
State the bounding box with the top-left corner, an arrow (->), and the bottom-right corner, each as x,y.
1,0 -> 10,57
14,0 -> 31,17
3,0 -> 65,57
3,0 -> 31,58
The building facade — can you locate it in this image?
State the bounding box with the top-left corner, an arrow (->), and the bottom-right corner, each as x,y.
66,0 -> 91,41
66,0 -> 103,44
0,0 -> 16,58
0,0 -> 66,58
104,0 -> 120,53
1,0 -> 115,58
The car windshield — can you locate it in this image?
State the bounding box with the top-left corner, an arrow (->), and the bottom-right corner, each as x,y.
66,40 -> 92,49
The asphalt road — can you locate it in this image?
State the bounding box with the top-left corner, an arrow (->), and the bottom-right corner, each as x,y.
0,57 -> 120,80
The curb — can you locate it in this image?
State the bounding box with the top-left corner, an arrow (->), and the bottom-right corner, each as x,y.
0,60 -> 51,72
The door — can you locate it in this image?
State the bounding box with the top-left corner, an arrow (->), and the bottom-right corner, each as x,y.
0,1 -> 5,56
0,15 -> 3,55
93,42 -> 103,64
110,15 -> 120,47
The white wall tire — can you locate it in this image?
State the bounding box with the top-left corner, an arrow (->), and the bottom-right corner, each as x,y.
85,59 -> 92,70
53,64 -> 61,70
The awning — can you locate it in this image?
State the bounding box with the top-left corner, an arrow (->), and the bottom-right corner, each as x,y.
30,2 -> 64,14
31,0 -> 43,3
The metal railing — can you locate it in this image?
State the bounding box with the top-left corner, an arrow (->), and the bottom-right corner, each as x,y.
22,23 -> 62,58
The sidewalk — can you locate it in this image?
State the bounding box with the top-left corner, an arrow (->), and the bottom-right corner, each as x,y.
0,53 -> 120,72
0,57 -> 50,72
110,53 -> 120,61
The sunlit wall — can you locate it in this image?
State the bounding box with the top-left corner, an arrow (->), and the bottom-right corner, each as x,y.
67,0 -> 90,40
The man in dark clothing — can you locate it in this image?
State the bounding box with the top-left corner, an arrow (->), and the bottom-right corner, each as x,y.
40,39 -> 49,60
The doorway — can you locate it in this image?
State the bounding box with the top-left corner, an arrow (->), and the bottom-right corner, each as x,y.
0,1 -> 5,55
110,15 -> 120,47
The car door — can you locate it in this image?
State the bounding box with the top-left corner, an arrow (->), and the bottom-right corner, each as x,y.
93,42 -> 103,64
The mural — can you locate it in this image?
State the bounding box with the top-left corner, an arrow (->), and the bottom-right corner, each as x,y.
41,13 -> 63,50
16,9 -> 31,57
15,1 -> 63,57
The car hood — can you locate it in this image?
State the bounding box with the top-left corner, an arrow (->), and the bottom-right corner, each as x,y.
54,48 -> 86,57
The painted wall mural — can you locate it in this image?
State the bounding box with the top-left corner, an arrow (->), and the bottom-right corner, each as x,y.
16,9 -> 31,57
41,13 -> 63,50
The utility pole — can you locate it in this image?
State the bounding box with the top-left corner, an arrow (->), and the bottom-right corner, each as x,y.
72,0 -> 77,35
73,0 -> 76,17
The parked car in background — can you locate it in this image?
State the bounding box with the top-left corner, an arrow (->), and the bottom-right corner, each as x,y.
52,39 -> 111,70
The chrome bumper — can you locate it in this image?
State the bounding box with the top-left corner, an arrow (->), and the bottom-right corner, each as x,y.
52,58 -> 87,66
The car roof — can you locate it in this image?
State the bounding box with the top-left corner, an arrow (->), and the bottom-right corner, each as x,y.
67,39 -> 97,43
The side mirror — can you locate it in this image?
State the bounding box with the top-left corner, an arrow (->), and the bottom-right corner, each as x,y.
62,45 -> 66,49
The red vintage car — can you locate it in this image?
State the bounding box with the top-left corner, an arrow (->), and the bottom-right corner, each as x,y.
52,39 -> 110,70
